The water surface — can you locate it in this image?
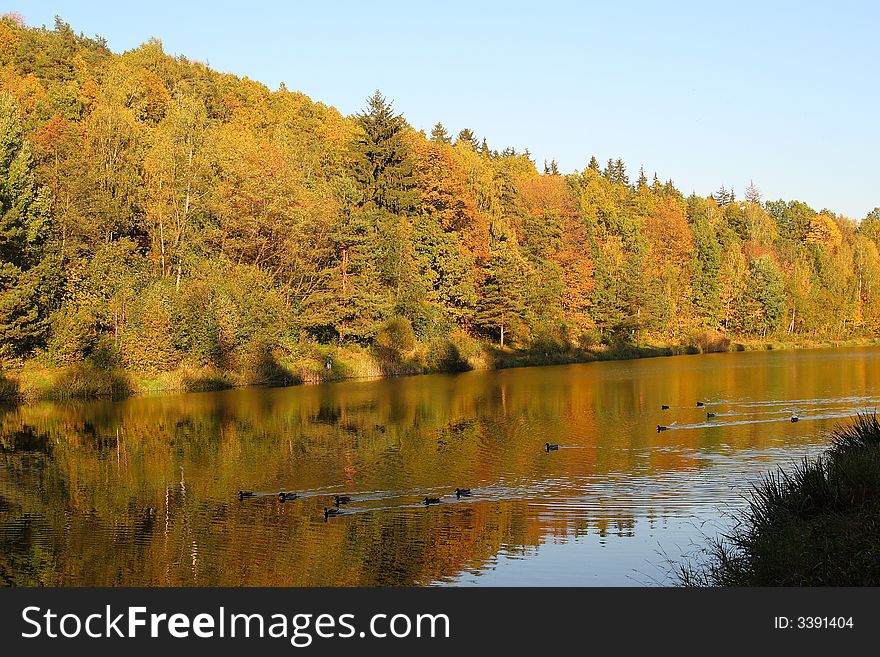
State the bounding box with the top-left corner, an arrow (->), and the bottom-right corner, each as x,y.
1,347 -> 876,586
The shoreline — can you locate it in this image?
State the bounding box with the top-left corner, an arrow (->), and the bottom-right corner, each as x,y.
2,336 -> 879,405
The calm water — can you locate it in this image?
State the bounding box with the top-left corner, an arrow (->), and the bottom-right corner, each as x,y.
2,347 -> 878,587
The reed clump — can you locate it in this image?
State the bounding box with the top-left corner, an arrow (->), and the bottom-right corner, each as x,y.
676,413 -> 880,586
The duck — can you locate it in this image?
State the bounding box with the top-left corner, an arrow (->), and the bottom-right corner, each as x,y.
696,401 -> 705,407
324,507 -> 342,520
707,412 -> 716,419
657,425 -> 669,432
455,488 -> 471,498
238,491 -> 254,501
545,442 -> 560,451
791,415 -> 799,423
333,495 -> 352,506
661,405 -> 670,410
423,497 -> 441,505
279,492 -> 298,502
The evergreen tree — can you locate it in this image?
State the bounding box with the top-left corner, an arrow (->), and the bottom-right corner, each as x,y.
614,158 -> 629,186
475,248 -> 526,348
587,155 -> 600,171
0,94 -> 57,359
690,217 -> 722,327
714,186 -> 734,207
744,179 -> 761,204
602,158 -> 616,181
430,122 -> 451,145
456,128 -> 479,151
742,254 -> 785,337
352,90 -> 417,214
480,138 -> 491,158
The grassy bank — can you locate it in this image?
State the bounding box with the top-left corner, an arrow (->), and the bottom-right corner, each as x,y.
676,413 -> 880,586
2,335 -> 880,404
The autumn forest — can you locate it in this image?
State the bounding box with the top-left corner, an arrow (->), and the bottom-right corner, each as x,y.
2,16 -> 880,398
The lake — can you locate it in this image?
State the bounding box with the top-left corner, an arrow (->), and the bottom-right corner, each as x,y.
2,346 -> 877,586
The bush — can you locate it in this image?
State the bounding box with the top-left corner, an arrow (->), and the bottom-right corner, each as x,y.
47,308 -> 98,364
169,282 -> 222,367
676,413 -> 880,586
121,286 -> 176,371
692,330 -> 731,353
373,316 -> 416,364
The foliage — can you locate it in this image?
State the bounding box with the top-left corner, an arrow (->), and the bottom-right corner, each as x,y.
0,17 -> 878,388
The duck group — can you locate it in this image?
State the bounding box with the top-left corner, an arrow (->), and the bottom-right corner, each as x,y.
240,485 -> 478,520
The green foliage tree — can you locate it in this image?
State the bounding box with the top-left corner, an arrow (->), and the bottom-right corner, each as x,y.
0,94 -> 56,360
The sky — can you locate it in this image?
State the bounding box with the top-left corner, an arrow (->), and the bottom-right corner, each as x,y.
9,0 -> 879,218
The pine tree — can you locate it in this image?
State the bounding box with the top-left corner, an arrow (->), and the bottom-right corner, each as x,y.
430,122 -> 451,145
480,138 -> 491,158
637,166 -> 648,190
603,158 -> 616,181
0,94 -> 57,359
456,128 -> 479,151
587,155 -> 600,172
352,90 -> 417,214
614,158 -> 629,186
744,179 -> 761,204
475,248 -> 526,348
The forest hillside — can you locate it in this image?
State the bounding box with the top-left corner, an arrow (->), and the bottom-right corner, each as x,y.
2,16 -> 879,398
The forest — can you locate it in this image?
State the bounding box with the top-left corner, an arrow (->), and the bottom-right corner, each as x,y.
2,16 -> 880,398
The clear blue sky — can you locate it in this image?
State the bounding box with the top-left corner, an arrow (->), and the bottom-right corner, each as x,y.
10,1 -> 879,218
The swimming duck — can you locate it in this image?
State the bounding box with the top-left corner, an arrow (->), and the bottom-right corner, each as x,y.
696,401 -> 705,407
279,492 -> 298,502
333,495 -> 352,506
707,412 -> 716,419
661,405 -> 670,410
455,488 -> 471,498
238,491 -> 254,501
545,442 -> 560,451
324,507 -> 342,520
423,497 -> 441,505
657,425 -> 669,432
791,416 -> 799,423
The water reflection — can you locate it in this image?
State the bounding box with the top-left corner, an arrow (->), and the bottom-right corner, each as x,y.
1,347 -> 878,586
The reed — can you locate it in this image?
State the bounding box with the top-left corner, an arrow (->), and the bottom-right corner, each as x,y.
676,413 -> 880,586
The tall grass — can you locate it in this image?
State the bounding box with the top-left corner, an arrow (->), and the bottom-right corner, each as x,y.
676,413 -> 880,586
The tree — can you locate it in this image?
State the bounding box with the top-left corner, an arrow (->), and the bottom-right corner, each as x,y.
475,247 -> 527,348
143,93 -> 212,289
456,128 -> 479,151
352,90 -> 416,214
741,255 -> 785,337
690,217 -> 722,328
766,199 -> 815,241
0,94 -> 57,359
744,180 -> 761,204
430,122 -> 451,145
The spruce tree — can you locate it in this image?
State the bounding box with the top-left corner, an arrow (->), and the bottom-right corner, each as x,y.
475,248 -> 526,348
430,122 -> 451,145
352,90 -> 417,214
456,128 -> 479,151
0,94 -> 56,359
